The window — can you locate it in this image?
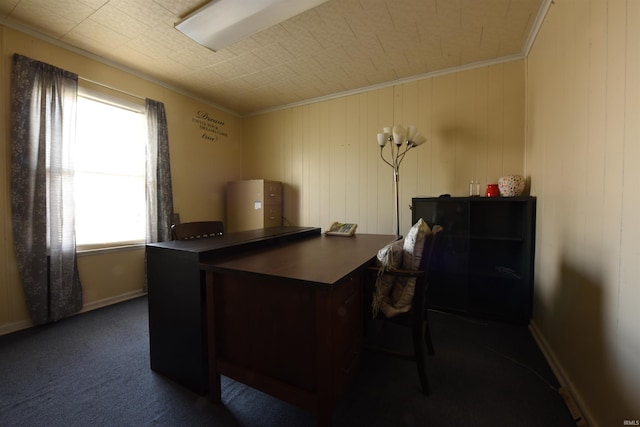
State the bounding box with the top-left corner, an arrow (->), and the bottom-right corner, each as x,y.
74,87 -> 146,249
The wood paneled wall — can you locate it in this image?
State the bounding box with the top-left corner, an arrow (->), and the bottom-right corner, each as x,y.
526,1 -> 640,425
242,60 -> 525,235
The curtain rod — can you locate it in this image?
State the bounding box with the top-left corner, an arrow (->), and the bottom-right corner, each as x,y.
78,76 -> 146,101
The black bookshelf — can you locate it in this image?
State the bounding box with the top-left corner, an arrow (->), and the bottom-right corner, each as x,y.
412,196 -> 536,324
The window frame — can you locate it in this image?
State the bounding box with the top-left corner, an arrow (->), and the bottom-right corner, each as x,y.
74,85 -> 147,253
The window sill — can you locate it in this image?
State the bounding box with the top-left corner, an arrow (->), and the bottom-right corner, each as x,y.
77,243 -> 145,256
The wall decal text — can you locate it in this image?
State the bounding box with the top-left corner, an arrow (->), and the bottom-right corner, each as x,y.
191,110 -> 227,142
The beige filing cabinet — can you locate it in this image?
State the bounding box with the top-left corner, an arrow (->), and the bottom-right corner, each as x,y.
226,179 -> 282,232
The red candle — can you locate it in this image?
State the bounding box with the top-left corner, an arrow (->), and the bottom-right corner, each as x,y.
485,184 -> 500,197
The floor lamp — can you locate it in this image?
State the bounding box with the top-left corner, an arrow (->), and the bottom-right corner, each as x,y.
377,125 -> 426,236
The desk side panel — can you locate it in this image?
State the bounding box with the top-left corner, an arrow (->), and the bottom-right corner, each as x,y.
147,246 -> 208,393
213,272 -> 317,393
330,270 -> 363,394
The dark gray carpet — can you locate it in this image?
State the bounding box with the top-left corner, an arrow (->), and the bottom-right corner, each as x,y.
0,296 -> 576,427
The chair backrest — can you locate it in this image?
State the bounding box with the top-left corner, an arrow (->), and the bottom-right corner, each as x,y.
412,225 -> 443,312
418,225 -> 443,273
171,221 -> 224,240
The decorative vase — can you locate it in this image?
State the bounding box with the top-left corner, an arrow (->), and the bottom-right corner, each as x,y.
485,184 -> 500,197
498,175 -> 526,197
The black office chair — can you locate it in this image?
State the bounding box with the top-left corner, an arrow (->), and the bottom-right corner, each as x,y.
171,221 -> 224,240
364,225 -> 442,395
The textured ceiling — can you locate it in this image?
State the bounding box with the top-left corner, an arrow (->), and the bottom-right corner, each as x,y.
0,0 -> 545,116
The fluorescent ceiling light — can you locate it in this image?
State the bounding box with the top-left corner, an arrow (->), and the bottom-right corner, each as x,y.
176,0 -> 329,52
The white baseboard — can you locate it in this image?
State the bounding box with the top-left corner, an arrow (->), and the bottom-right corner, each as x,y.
79,290 -> 146,313
0,290 -> 147,337
0,319 -> 34,336
529,320 -> 597,427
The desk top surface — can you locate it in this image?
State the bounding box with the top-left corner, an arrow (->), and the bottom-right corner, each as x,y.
146,226 -> 320,253
201,233 -> 396,285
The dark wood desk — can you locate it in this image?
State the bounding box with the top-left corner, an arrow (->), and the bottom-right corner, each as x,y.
201,233 -> 395,426
146,226 -> 321,393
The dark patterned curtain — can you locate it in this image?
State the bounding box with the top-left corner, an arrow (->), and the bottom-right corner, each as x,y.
145,98 -> 173,244
10,54 -> 82,325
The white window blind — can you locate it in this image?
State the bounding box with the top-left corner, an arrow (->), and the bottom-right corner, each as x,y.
74,87 -> 146,249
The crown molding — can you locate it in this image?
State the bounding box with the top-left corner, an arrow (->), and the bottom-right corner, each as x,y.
245,0 -> 553,118
0,18 -> 240,117
2,0 -> 553,119
246,53 -> 526,118
523,0 -> 554,57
